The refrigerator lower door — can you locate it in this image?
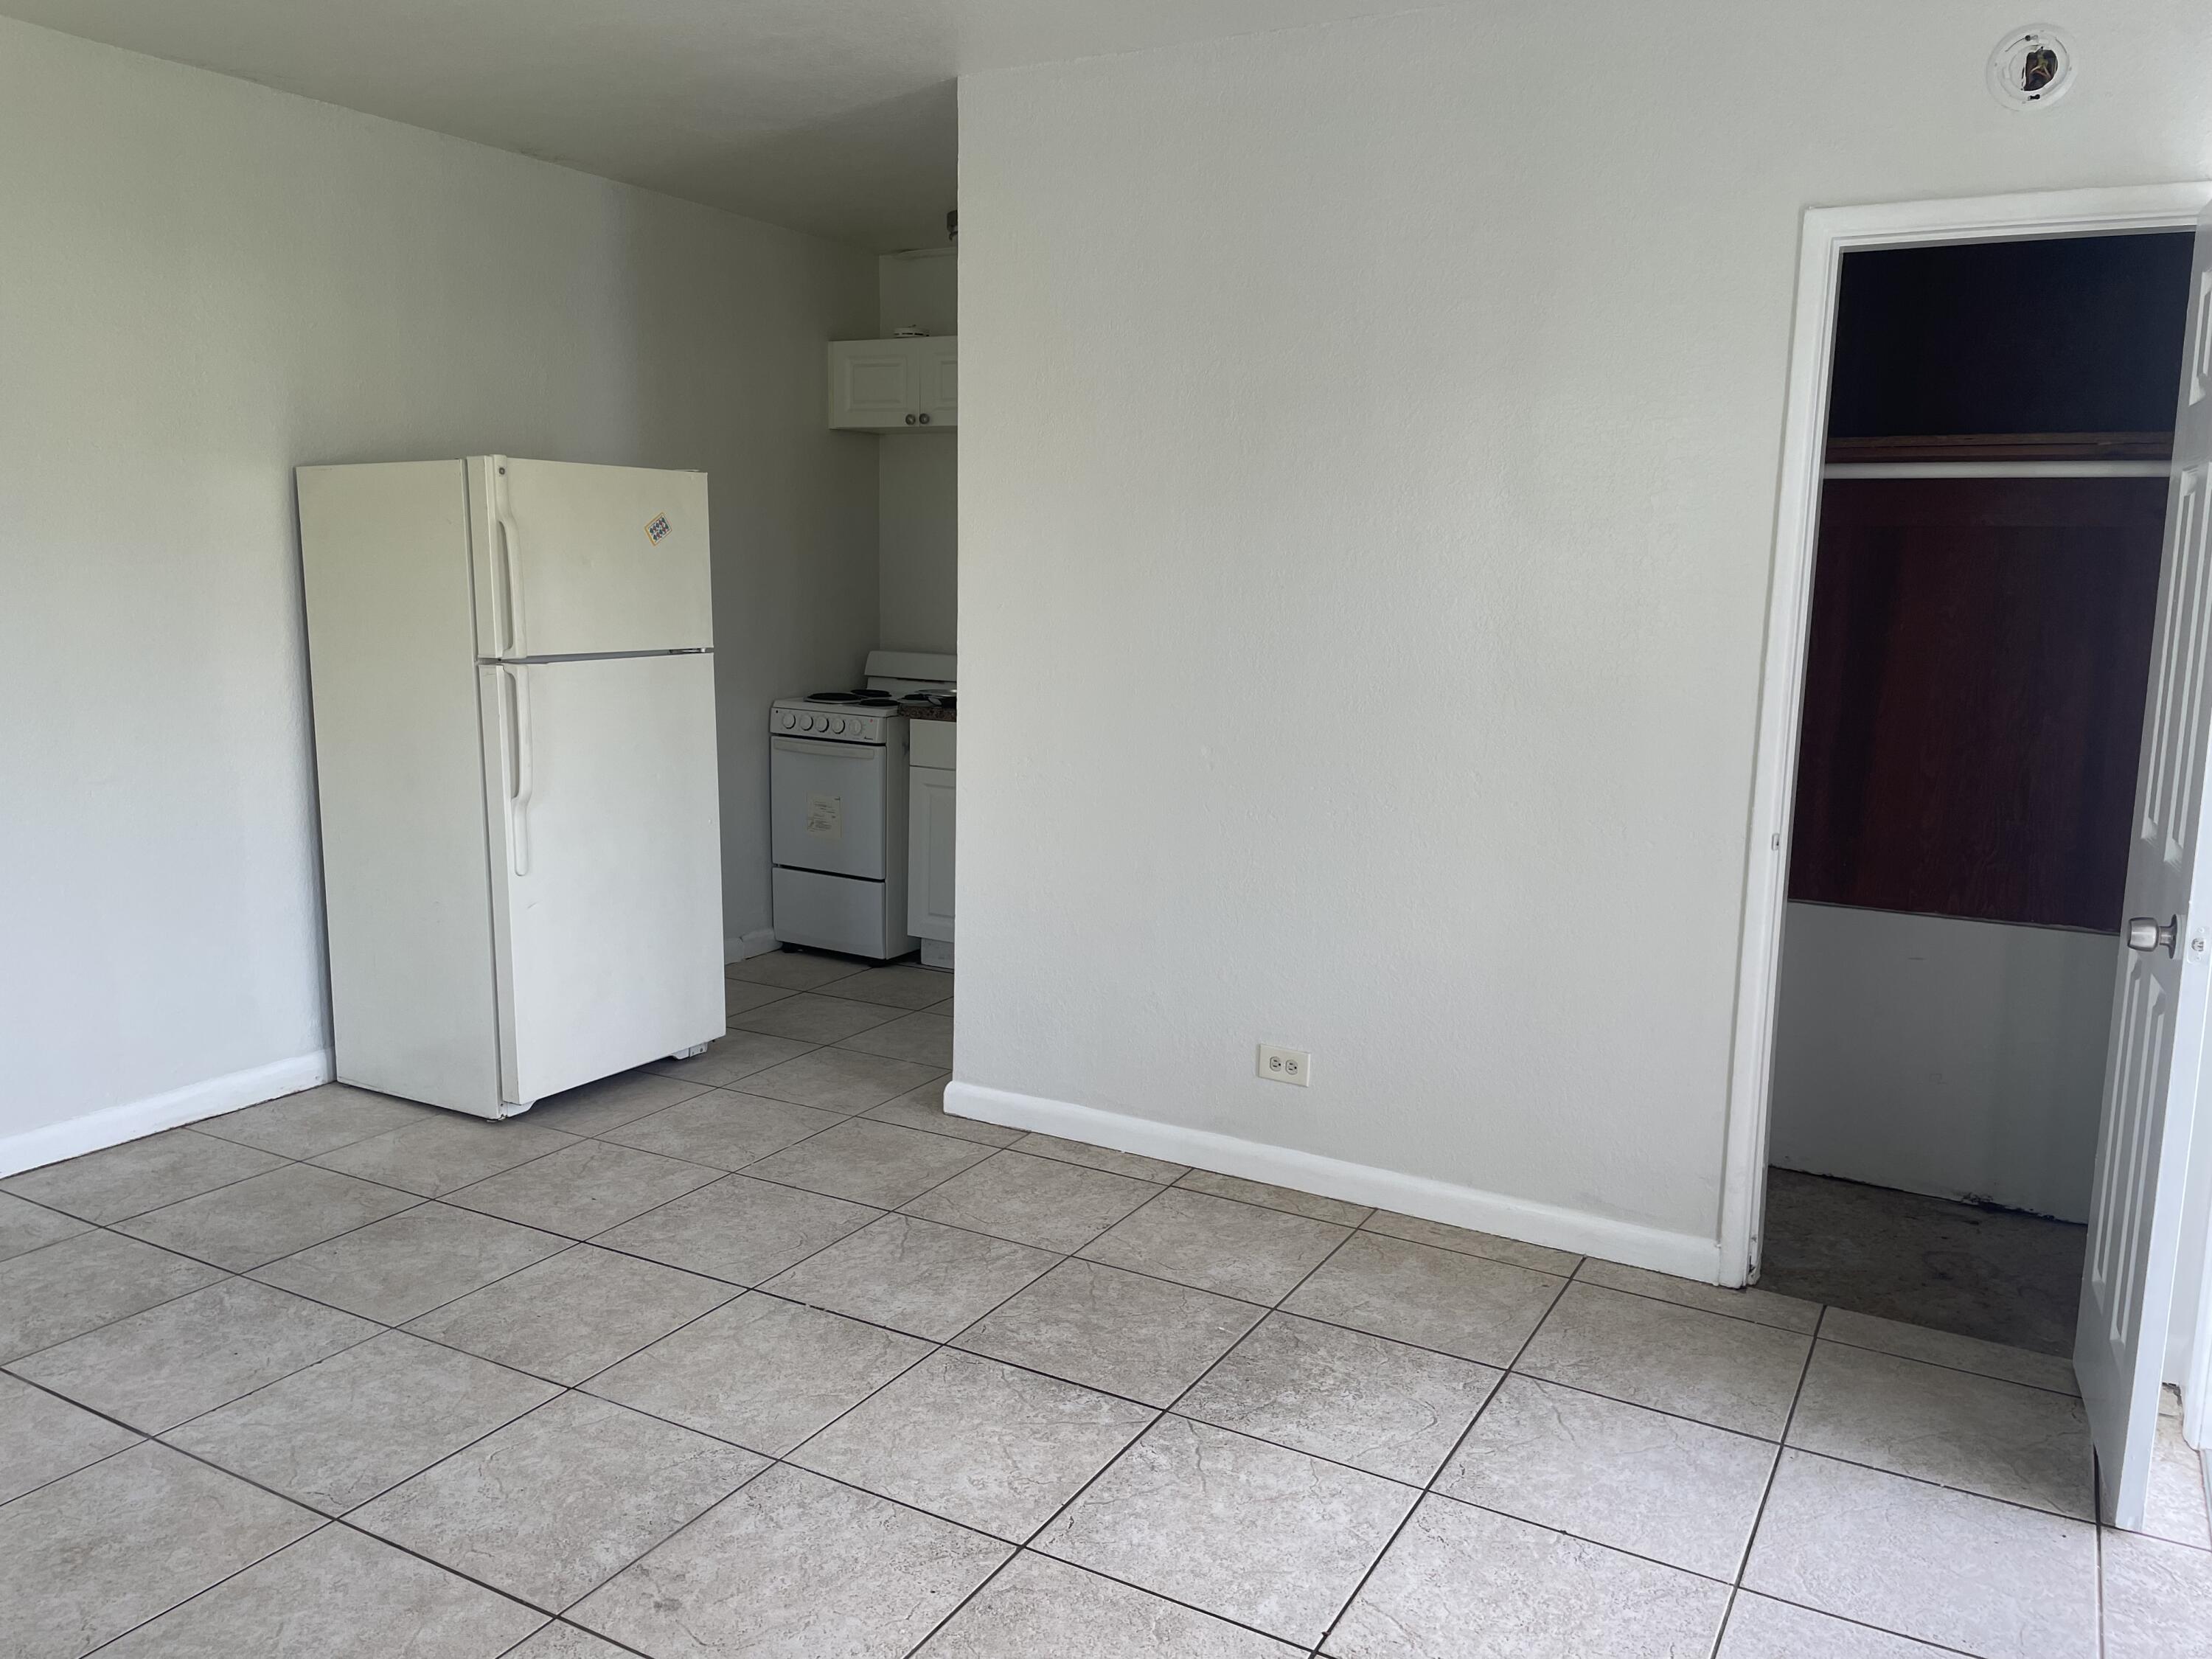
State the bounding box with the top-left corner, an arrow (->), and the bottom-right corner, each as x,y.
479,653 -> 724,1110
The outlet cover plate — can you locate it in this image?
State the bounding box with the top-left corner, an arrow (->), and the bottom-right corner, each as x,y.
1257,1044 -> 1311,1087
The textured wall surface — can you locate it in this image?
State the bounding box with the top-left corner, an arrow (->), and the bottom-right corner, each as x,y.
956,1 -> 2212,1251
0,18 -> 878,1151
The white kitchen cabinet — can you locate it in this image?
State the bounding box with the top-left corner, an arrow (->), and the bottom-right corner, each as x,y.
907,719 -> 955,945
916,338 -> 957,426
827,342 -> 917,428
827,338 -> 956,430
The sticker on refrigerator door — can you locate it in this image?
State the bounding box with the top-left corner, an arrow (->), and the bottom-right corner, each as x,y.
805,794 -> 843,840
644,512 -> 672,545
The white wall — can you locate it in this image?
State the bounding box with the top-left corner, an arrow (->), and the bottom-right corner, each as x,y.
877,248 -> 959,653
0,18 -> 878,1169
952,1 -> 2212,1274
1770,904 -> 2116,1222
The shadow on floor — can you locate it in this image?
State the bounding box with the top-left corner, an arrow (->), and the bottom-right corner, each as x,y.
1758,1167 -> 2085,1356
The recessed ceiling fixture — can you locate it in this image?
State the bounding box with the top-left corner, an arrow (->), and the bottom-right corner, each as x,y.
1987,25 -> 2076,110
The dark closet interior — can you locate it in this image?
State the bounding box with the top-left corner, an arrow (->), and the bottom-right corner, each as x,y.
1788,234 -> 2194,933
1826,232 -> 2194,446
1790,476 -> 2164,931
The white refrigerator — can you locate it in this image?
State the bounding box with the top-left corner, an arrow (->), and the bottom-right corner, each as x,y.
298,456 -> 726,1120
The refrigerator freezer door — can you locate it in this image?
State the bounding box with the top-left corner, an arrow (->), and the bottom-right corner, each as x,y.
469,459 -> 712,658
479,653 -> 724,1108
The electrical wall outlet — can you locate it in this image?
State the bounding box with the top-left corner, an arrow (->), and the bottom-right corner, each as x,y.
1257,1044 -> 1311,1086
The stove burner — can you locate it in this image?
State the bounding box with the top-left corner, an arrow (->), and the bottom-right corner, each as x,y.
805,689 -> 874,703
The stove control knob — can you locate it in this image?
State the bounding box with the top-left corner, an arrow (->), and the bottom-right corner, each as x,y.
831,717 -> 846,734
801,714 -> 817,731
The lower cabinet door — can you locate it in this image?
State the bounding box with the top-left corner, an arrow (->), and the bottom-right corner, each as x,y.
908,765 -> 956,939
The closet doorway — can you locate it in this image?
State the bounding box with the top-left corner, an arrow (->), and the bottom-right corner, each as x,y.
1761,229 -> 2191,1351
1725,185 -> 2212,1528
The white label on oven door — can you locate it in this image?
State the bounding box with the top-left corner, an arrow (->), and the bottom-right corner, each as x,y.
805,794 -> 843,840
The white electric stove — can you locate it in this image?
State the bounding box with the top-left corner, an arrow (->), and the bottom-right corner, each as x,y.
768,650 -> 953,959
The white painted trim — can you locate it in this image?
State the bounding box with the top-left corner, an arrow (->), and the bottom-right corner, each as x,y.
0,1050 -> 334,1178
726,927 -> 780,964
2189,1220 -> 2212,1447
947,1080 -> 1724,1283
1823,462 -> 2169,480
1722,181 -> 2212,1289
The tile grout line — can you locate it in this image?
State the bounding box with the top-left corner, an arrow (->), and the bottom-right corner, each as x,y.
103,1198 -> 965,1645
1,1141 -> 307,1232
1708,1307 -> 1822,1658
1306,1251 -> 1581,1657
876,1248 -> 1363,1659
877,1193 -> 1389,1655
8,1303 -> 394,1442
70,1512 -> 347,1656
0,1393 -> 150,1508
10,1349 -> 574,1618
10,1320 -> 583,1656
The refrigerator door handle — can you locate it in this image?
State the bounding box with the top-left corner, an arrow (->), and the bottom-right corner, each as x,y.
503,665 -> 534,877
490,457 -> 526,657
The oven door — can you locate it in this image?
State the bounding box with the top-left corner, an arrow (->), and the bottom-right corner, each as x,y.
771,735 -> 886,880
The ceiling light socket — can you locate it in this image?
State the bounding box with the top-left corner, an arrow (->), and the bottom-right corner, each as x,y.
1987,25 -> 2076,111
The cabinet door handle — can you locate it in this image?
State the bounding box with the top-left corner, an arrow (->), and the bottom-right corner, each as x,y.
905,413 -> 917,425
919,412 -> 932,425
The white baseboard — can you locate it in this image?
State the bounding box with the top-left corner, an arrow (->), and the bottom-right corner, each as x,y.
726,928 -> 780,964
0,1051 -> 334,1178
944,1080 -> 1725,1284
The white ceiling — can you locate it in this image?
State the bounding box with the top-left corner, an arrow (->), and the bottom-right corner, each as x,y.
4,0 -> 1447,249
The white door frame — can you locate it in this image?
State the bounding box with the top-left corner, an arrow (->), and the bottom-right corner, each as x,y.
1721,184 -> 2212,1305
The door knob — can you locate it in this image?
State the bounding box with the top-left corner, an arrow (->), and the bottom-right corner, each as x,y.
2127,916 -> 2177,955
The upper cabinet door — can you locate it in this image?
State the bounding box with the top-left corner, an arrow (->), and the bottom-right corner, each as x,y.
470,459 -> 712,658
917,338 -> 958,428
827,338 -> 956,429
829,341 -> 921,428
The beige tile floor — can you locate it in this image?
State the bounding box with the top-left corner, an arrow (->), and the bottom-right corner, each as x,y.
2,951 -> 2210,1658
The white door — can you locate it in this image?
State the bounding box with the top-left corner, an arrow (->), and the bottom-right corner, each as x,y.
2079,202 -> 2212,1529
917,338 -> 958,428
479,654 -> 724,1109
829,342 -> 919,429
908,765 -> 956,939
771,736 -> 887,879
468,459 -> 712,658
